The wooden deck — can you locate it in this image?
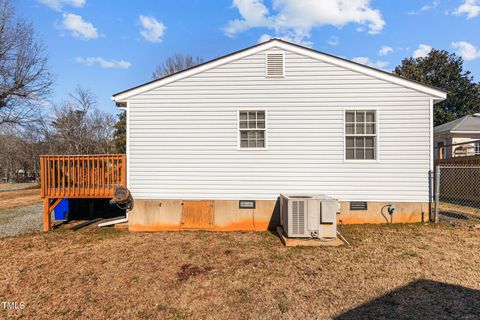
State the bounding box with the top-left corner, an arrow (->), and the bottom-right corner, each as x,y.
40,154 -> 126,231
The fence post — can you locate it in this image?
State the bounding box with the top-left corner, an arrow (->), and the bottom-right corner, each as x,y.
434,166 -> 441,223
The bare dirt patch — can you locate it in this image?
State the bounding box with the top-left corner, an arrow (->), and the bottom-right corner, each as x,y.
0,224 -> 479,319
177,264 -> 214,282
0,188 -> 41,211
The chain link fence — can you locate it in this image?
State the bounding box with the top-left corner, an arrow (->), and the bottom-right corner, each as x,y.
434,165 -> 480,227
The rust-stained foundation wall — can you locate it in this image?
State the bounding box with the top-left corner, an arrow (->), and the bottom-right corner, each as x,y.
128,199 -> 429,232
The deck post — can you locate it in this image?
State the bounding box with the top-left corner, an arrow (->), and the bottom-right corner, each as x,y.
43,198 -> 51,231
121,154 -> 127,187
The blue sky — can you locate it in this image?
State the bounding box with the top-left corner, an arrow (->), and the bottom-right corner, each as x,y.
18,0 -> 480,115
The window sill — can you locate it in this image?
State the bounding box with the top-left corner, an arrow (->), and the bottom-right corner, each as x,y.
343,159 -> 379,163
237,148 -> 268,151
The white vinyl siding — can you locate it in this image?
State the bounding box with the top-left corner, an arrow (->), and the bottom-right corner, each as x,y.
125,47 -> 433,202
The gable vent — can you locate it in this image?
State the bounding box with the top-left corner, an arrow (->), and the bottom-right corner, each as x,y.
266,53 -> 284,77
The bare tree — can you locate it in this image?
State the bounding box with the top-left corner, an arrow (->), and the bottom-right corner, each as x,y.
0,121 -> 45,182
0,0 -> 53,126
152,54 -> 204,79
48,87 -> 114,154
0,87 -> 116,182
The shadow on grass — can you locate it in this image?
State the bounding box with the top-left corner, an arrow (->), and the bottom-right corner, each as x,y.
335,279 -> 480,320
441,211 -> 469,220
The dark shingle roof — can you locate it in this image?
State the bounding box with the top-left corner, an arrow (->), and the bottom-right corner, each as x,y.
434,115 -> 480,134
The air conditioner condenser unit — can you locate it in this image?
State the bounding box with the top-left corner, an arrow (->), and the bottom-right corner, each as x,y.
280,194 -> 340,239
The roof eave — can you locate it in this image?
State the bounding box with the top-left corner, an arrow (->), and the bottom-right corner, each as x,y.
450,130 -> 480,134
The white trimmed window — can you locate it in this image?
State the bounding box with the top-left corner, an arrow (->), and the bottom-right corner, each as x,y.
345,110 -> 377,160
475,142 -> 480,155
239,111 -> 266,148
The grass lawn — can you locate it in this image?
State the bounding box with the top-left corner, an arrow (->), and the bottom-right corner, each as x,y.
0,224 -> 479,319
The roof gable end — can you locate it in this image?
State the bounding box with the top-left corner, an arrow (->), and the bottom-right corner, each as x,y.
112,39 -> 447,102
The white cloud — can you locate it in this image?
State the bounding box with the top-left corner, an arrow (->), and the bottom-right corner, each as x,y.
75,57 -> 131,69
225,0 -> 272,35
378,45 -> 393,56
352,56 -> 389,70
225,0 -> 385,45
451,41 -> 480,61
327,36 -> 339,46
38,0 -> 85,11
62,13 -> 98,40
258,34 -> 273,43
408,1 -> 439,15
413,44 -> 432,58
454,0 -> 480,19
139,15 -> 166,43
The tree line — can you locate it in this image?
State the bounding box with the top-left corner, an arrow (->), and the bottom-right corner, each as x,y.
0,87 -> 116,181
0,0 -> 204,183
0,0 -> 479,182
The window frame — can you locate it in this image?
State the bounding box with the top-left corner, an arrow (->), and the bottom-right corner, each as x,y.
343,108 -> 379,162
475,141 -> 480,156
237,109 -> 268,150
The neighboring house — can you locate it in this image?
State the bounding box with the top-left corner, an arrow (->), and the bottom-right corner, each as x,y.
112,39 -> 447,231
434,114 -> 480,159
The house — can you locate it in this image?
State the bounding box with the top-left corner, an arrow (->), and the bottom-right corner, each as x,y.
434,114 -> 480,159
112,39 -> 447,231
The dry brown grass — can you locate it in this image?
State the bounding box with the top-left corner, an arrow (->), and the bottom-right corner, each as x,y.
0,224 -> 479,319
0,188 -> 41,211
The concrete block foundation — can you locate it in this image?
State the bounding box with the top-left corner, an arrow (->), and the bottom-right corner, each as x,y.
127,199 -> 429,232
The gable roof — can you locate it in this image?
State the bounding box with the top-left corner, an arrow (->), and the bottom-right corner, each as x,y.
112,38 -> 448,103
434,115 -> 480,134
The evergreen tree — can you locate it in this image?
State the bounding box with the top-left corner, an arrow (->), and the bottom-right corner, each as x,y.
394,49 -> 480,126
113,111 -> 126,154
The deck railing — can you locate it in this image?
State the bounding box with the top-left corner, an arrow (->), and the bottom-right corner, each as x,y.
40,154 -> 126,199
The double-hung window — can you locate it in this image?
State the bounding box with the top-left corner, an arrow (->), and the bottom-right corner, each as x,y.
345,110 -> 377,160
475,142 -> 480,156
239,110 -> 266,148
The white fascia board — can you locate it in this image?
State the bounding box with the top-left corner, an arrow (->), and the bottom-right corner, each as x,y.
112,39 -> 447,103
450,131 -> 480,134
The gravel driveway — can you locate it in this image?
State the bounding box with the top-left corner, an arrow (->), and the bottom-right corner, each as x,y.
0,182 -> 38,192
0,204 -> 43,238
